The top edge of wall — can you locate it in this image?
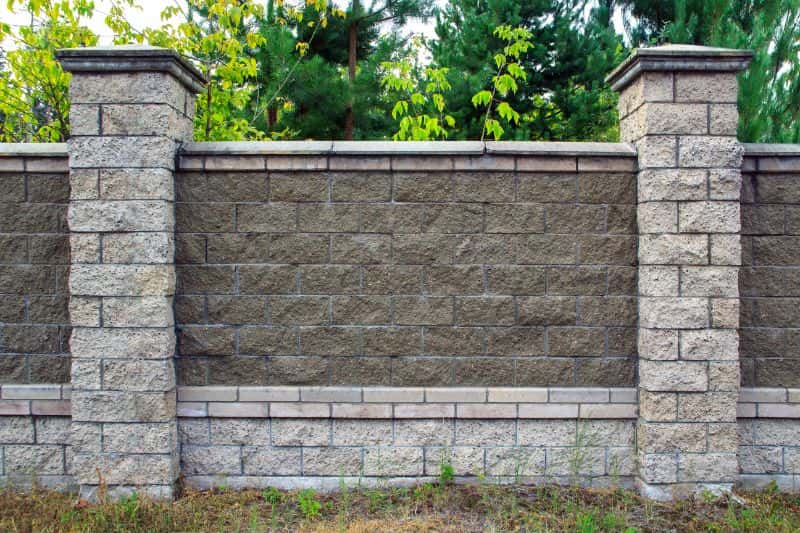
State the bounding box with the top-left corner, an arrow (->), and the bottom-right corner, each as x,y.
743,143 -> 800,157
0,143 -> 67,157
181,140 -> 638,158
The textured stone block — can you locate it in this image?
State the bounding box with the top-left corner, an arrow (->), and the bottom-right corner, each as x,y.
674,73 -> 738,103
242,447 -> 301,475
70,264 -> 175,296
103,423 -> 177,453
363,447 -> 423,476
679,201 -> 740,233
639,234 -> 708,265
638,202 -> 677,233
102,103 -> 191,138
71,390 -> 176,423
69,137 -> 178,170
680,329 -> 738,361
639,360 -> 708,392
100,168 -> 174,200
102,296 -> 174,327
71,327 -> 175,358
640,297 -> 708,329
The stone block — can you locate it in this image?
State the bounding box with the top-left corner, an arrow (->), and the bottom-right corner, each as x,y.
425,447 -> 485,476
518,420 -> 576,446
68,136 -> 177,170
639,453 -> 678,484
5,445 -> 64,475
102,103 -> 191,138
209,419 -> 269,445
303,448 -> 362,476
674,73 -> 738,103
103,422 -> 177,453
424,204 -> 483,234
70,234 -> 100,263
333,420 -> 393,446
679,201 -> 740,233
679,137 -> 742,168
102,296 -> 174,327
100,168 -> 174,200
639,297 -> 708,329
363,447 -> 423,476
181,446 -> 240,476
639,234 -> 708,265
0,417 -> 35,443
70,264 -> 175,296
69,72 -> 186,107
638,422 -> 707,453
639,266 -> 679,296
639,360 -> 708,392
102,359 -> 175,391
680,329 -> 738,361
486,447 -> 546,477
637,136 -> 677,168
709,235 -> 741,266
71,390 -> 176,423
638,202 -> 677,233
271,419 -> 331,446
638,169 -> 707,201
678,452 -> 738,483
70,104 -> 100,135
242,447 -> 301,475
70,200 -> 174,233
677,392 -> 738,422
642,103 -> 708,134
71,327 -> 174,358
639,391 -> 677,421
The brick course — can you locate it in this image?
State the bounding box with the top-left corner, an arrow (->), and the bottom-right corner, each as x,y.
174,168 -> 637,387
0,159 -> 70,384
740,162 -> 800,387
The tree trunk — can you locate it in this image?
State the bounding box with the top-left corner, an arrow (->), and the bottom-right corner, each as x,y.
344,0 -> 359,140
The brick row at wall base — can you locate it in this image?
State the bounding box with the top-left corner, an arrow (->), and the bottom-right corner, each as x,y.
4,406 -> 800,492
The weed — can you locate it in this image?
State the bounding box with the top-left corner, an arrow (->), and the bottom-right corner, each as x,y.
439,458 -> 455,486
261,487 -> 282,505
297,488 -> 322,521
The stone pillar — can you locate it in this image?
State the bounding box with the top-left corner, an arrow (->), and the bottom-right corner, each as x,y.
607,45 -> 752,499
57,46 -> 205,500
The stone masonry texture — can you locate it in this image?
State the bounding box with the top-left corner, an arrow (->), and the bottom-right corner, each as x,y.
0,162 -> 70,384
2,43 -> 800,500
609,44 -> 752,499
173,167 -> 638,388
59,46 -> 204,500
740,165 -> 800,387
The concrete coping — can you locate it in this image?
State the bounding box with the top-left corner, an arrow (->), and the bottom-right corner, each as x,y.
0,143 -> 67,157
56,45 -> 207,93
606,43 -> 753,91
181,140 -> 637,157
743,143 -> 800,157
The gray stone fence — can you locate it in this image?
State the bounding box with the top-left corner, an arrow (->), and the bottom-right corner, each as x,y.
0,44 -> 799,500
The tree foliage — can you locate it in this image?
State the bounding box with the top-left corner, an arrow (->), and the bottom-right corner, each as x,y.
0,0 -> 97,142
616,0 -> 800,143
431,0 -> 626,141
0,0 -> 798,143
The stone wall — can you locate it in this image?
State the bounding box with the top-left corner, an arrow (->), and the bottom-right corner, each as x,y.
174,147 -> 638,388
0,147 -> 70,384
2,44 -> 800,501
741,145 -> 800,386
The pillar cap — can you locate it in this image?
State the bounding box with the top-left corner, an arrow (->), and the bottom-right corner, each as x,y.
606,44 -> 753,92
56,45 -> 207,93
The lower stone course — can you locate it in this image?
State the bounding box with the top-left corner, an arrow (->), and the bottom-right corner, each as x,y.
0,416 -> 73,490
179,418 -> 637,489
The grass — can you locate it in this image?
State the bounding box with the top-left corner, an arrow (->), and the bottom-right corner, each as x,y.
1,481 -> 800,532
